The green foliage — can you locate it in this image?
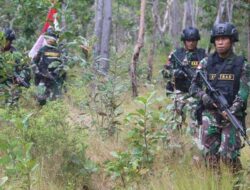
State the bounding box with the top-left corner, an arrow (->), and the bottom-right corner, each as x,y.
59,0 -> 95,37
86,54 -> 129,136
0,99 -> 96,189
0,0 -> 250,189
62,145 -> 98,189
0,109 -> 38,189
198,0 -> 217,29
105,92 -> 168,188
26,101 -> 68,156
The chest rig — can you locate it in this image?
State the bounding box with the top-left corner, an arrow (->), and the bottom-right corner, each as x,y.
173,48 -> 206,92
39,45 -> 61,73
206,53 -> 244,106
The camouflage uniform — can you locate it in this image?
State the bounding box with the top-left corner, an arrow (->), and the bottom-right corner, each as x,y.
190,52 -> 250,172
164,47 -> 206,129
32,31 -> 65,105
162,27 -> 206,130
190,22 -> 250,172
0,29 -> 30,107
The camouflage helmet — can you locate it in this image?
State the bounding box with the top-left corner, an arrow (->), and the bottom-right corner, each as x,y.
44,27 -> 59,41
4,28 -> 16,41
181,27 -> 200,41
210,22 -> 239,43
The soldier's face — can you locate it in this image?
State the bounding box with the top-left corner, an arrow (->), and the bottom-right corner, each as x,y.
214,36 -> 232,54
184,40 -> 198,51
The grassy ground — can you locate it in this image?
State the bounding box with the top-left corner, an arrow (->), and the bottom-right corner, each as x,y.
1,50 -> 249,190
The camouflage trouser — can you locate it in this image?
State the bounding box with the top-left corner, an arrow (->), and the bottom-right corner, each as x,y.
168,92 -> 197,132
36,76 -> 64,105
200,111 -> 242,172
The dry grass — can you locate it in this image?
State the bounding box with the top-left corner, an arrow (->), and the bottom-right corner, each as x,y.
86,131 -> 127,190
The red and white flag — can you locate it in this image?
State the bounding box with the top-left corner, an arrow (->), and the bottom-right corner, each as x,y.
29,7 -> 59,58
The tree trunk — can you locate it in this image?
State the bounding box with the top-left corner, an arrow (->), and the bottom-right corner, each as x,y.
130,0 -> 146,97
182,0 -> 195,28
99,0 -> 112,75
169,0 -> 181,47
93,0 -> 104,57
61,1 -> 67,30
248,12 -> 250,62
154,0 -> 173,35
147,0 -> 158,81
215,0 -> 234,24
194,0 -> 199,27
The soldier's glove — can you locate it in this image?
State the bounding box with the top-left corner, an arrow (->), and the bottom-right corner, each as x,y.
162,69 -> 171,79
174,69 -> 186,79
229,97 -> 244,114
201,93 -> 215,109
166,81 -> 174,92
162,65 -> 171,79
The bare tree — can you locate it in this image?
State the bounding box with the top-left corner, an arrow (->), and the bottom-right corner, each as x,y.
182,0 -> 196,28
93,0 -> 112,75
169,0 -> 181,47
61,1 -> 67,30
147,0 -> 158,81
248,12 -> 250,61
94,0 -> 104,57
130,0 -> 146,97
215,0 -> 234,24
99,0 -> 112,75
154,0 -> 173,35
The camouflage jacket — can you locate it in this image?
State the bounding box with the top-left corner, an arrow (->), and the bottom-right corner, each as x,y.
190,51 -> 250,117
32,44 -> 61,75
163,47 -> 206,93
0,49 -> 30,87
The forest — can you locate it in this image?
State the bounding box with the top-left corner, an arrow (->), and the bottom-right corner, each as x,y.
0,0 -> 250,189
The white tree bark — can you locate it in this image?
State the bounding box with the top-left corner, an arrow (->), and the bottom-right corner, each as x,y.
169,0 -> 181,47
154,0 -> 173,34
93,0 -> 104,57
130,0 -> 146,97
182,0 -> 196,28
147,0 -> 158,81
194,0 -> 199,27
248,12 -> 250,61
99,0 -> 112,75
215,0 -> 234,24
61,1 -> 67,30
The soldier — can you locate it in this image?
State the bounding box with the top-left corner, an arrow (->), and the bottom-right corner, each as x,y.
0,28 -> 30,106
32,27 -> 65,105
1,28 -> 16,52
163,27 -> 206,129
189,22 -> 250,173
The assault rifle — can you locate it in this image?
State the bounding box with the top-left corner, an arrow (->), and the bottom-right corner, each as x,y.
38,70 -> 58,84
14,73 -> 30,88
197,70 -> 250,146
171,53 -> 195,81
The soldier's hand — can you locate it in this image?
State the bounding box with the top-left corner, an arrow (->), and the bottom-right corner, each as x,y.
201,93 -> 217,109
166,81 -> 174,92
221,111 -> 229,120
162,68 -> 171,78
15,76 -> 23,84
229,98 -> 243,114
174,69 -> 186,79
